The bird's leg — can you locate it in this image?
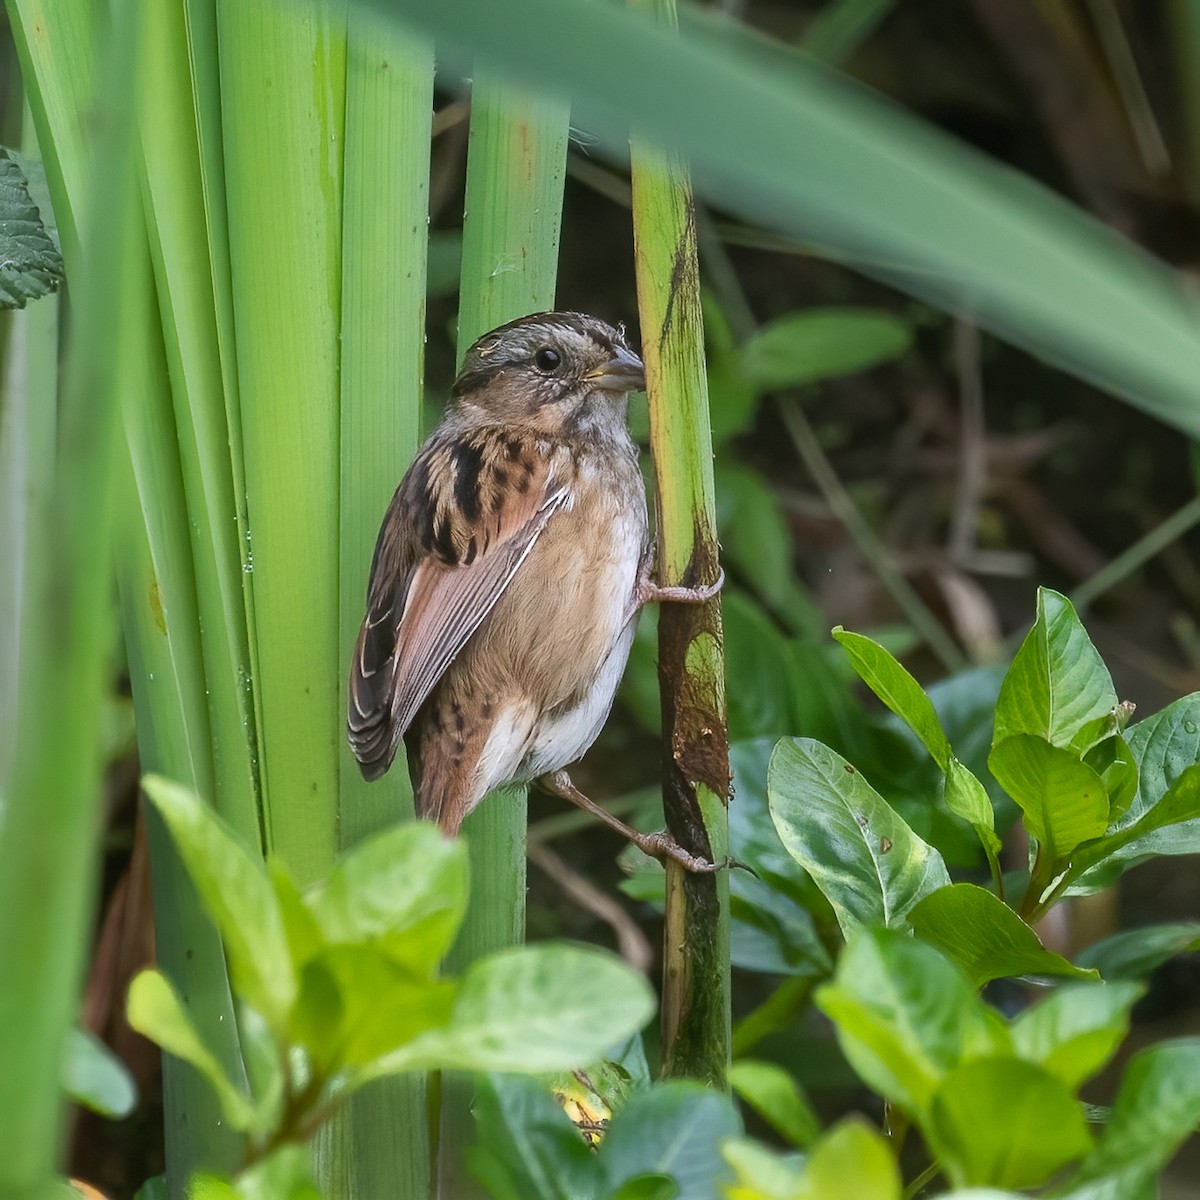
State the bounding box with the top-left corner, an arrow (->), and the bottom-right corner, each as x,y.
535,770 -> 723,874
628,539 -> 724,620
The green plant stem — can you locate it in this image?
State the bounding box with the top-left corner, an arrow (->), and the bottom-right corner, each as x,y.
802,0 -> 897,65
778,397 -> 967,674
630,0 -> 731,1087
903,1158 -> 942,1199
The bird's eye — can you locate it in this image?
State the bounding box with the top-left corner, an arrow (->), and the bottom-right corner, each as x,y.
534,346 -> 562,372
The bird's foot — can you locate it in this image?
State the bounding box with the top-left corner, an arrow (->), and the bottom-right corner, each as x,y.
629,830 -> 725,874
633,541 -> 724,609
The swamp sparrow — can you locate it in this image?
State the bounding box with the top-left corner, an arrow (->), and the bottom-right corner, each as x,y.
347,312 -> 721,870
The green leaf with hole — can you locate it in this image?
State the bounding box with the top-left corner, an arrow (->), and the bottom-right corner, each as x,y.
729,1059 -> 820,1148
362,944 -> 655,1079
769,738 -> 950,935
929,1058 -> 1092,1189
126,970 -> 256,1132
908,883 -> 1097,987
740,308 -> 911,392
992,589 -> 1117,750
815,929 -> 1008,1117
989,735 -> 1109,865
1010,982 -> 1142,1088
142,776 -> 296,1030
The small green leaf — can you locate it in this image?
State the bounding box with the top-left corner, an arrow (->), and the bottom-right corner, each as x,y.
768,738 -> 951,935
126,970 -> 256,1132
142,776 -> 296,1029
908,883 -> 1097,987
802,1119 -> 901,1200
729,1059 -> 820,1148
598,1083 -> 740,1200
1077,923 -> 1200,979
1072,1039 -> 1200,1184
0,146 -> 64,308
191,1146 -> 321,1200
815,929 -> 1008,1117
606,1174 -> 678,1200
1068,764 -> 1200,882
723,591 -> 805,741
365,944 -> 655,1078
62,1028 -> 137,1119
1010,982 -> 1142,1088
295,946 -> 456,1069
944,759 -> 1002,858
833,627 -> 952,769
992,589 -> 1117,750
988,735 -> 1109,864
1084,734 -> 1138,823
132,1176 -> 169,1200
929,1058 -> 1092,1189
740,308 -> 911,391
307,821 -> 467,978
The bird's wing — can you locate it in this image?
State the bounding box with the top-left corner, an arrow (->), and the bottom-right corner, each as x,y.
347,432 -> 570,777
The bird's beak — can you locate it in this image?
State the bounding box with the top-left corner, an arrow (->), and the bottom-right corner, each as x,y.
585,344 -> 645,393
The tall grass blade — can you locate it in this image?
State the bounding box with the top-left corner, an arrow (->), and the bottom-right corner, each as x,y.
440,72 -> 569,1197
380,0 -> 1200,435
0,0 -> 138,1188
317,15 -> 434,1200
215,0 -> 347,882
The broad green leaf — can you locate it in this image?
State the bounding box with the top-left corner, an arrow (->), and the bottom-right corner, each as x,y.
724,591 -> 804,741
740,309 -> 911,392
1068,764 -> 1200,882
142,776 -> 296,1029
992,590 -> 1116,750
61,1028 -> 136,1119
1077,923 -> 1200,979
126,970 -> 256,1132
928,1058 -> 1092,1189
307,821 -> 467,978
292,946 -> 456,1071
468,1073 -> 599,1200
722,1138 -> 804,1200
269,862 -> 322,969
728,1059 -> 820,1148
1010,982 -> 1142,1088
908,884 -> 1097,987
599,1083 -> 740,1200
716,464 -> 818,634
769,738 -> 950,935
801,1119 -> 901,1200
815,929 -> 1008,1117
0,146 -> 63,308
365,944 -> 655,1078
1072,1039 -> 1200,1184
988,736 -> 1109,864
833,627 -> 952,769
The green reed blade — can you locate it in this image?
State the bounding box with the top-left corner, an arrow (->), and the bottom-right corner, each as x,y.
215,0 -> 347,883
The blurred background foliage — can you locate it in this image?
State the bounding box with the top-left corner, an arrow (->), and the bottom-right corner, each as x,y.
5,0 -> 1200,1194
